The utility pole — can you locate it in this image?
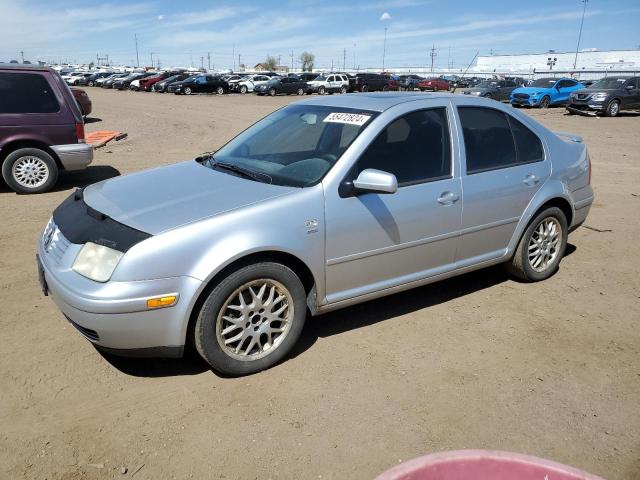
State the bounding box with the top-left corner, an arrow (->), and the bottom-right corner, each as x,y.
382,27 -> 388,71
150,52 -> 154,68
278,54 -> 281,68
573,0 -> 588,69
20,51 -> 24,62
238,54 -> 241,70
207,52 -> 211,70
430,45 -> 437,73
343,48 -> 346,71
353,44 -> 356,70
232,45 -> 235,71
200,56 -> 204,69
291,51 -> 294,71
134,34 -> 139,67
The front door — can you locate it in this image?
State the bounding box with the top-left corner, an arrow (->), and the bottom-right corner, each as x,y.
455,104 -> 551,265
324,106 -> 462,303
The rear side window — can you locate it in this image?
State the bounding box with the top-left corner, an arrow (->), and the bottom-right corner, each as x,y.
356,108 -> 451,186
0,72 -> 59,114
458,107 -> 543,174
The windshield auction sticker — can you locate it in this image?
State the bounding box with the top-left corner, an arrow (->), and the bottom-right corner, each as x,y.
323,112 -> 371,126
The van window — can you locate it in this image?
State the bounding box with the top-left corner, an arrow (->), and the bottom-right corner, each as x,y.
0,72 -> 60,114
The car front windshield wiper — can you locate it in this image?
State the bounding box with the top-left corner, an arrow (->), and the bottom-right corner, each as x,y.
205,155 -> 272,184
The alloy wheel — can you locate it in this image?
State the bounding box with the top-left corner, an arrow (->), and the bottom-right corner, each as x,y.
216,279 -> 294,361
527,217 -> 562,272
12,156 -> 50,189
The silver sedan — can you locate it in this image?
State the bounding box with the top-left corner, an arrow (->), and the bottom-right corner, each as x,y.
37,93 -> 593,376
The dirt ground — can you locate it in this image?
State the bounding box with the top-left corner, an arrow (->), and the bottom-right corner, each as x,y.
1,88 -> 638,480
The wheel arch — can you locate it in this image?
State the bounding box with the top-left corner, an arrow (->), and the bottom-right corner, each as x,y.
184,250 -> 317,351
0,139 -> 63,170
507,186 -> 575,257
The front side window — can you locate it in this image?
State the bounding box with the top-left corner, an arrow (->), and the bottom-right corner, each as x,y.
459,107 -> 543,174
355,108 -> 451,187
0,73 -> 59,114
208,105 -> 377,187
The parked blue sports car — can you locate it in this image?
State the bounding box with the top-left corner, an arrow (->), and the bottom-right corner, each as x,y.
510,77 -> 584,108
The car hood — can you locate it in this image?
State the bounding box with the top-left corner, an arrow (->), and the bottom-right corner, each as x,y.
513,86 -> 552,94
83,160 -> 298,235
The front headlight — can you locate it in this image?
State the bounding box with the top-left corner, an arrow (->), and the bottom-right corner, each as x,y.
72,242 -> 124,282
591,92 -> 607,101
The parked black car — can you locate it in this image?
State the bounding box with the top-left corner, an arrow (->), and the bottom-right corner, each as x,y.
255,77 -> 309,96
153,73 -> 192,92
101,74 -> 128,89
86,71 -> 113,87
463,79 -> 519,101
566,76 -> 640,117
297,72 -> 319,82
351,73 -> 390,92
171,74 -> 229,95
113,72 -> 153,90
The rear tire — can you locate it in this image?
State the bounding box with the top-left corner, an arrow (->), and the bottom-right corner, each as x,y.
2,148 -> 58,194
506,207 -> 568,282
269,88 -> 276,97
194,262 -> 307,376
297,88 -> 304,95
318,86 -> 326,95
339,86 -> 347,94
240,85 -> 248,94
360,84 -> 368,92
184,87 -> 192,95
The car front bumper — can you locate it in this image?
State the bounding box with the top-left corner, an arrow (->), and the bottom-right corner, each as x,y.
51,143 -> 93,171
566,100 -> 607,115
37,225 -> 203,357
511,96 -> 541,106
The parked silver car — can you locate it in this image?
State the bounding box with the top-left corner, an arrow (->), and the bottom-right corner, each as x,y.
37,93 -> 593,376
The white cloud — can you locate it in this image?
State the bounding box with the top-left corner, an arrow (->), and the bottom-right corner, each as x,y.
157,14 -> 164,21
380,12 -> 392,21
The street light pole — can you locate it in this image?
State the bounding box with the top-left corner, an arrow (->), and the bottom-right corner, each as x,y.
134,34 -> 140,68
573,0 -> 588,70
382,27 -> 388,71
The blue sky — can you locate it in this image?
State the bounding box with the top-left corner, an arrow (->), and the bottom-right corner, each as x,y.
1,0 -> 638,69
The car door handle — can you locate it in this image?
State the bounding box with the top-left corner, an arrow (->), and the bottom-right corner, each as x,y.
437,191 -> 459,205
523,174 -> 540,186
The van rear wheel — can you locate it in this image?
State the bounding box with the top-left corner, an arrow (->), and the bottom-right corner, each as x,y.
2,148 -> 58,194
194,262 -> 307,376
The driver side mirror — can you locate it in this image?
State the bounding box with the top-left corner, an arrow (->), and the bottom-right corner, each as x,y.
352,169 -> 398,195
625,84 -> 634,90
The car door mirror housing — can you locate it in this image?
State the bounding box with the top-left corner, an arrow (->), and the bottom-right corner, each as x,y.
625,84 -> 634,90
352,169 -> 398,195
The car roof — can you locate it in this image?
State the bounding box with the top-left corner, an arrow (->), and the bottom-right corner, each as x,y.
0,63 -> 53,73
296,92 -> 452,112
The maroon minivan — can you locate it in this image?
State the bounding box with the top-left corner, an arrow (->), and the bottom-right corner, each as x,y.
0,64 -> 92,193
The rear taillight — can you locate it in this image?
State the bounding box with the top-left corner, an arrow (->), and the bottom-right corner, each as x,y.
75,123 -> 85,143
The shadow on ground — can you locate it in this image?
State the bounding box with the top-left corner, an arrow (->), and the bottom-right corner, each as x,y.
0,165 -> 120,194
100,246 -> 576,378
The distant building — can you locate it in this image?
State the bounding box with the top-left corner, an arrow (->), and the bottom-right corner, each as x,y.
473,49 -> 640,73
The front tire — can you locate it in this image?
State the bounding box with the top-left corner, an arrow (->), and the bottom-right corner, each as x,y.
268,88 -> 276,97
195,262 -> 307,376
184,87 -> 192,95
506,207 -> 568,282
239,85 -> 248,94
318,86 -> 326,95
1,148 -> 58,194
605,99 -> 620,117
216,86 -> 225,95
539,96 -> 550,109
297,88 -> 305,96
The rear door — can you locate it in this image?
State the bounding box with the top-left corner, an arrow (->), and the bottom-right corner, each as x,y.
454,103 -> 550,265
500,80 -> 516,100
625,77 -> 640,108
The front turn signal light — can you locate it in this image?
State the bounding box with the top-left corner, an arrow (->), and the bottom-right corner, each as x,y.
147,295 -> 177,309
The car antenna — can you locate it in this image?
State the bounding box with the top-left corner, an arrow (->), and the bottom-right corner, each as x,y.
452,51 -> 479,94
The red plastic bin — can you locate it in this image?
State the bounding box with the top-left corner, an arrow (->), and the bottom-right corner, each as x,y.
375,450 -> 605,480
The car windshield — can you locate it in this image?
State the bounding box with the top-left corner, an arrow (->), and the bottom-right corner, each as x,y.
204,105 -> 378,187
531,78 -> 557,88
591,77 -> 628,89
314,75 -> 328,81
477,81 -> 499,88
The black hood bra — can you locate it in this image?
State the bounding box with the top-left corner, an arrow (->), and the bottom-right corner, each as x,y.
53,189 -> 152,253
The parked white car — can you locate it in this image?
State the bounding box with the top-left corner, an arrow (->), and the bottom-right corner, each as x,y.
307,73 -> 349,94
232,74 -> 274,94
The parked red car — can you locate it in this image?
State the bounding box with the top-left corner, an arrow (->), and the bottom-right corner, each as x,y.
139,71 -> 177,92
418,77 -> 450,91
71,87 -> 92,117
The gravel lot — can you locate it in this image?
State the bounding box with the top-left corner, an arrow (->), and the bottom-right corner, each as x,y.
1,88 -> 638,480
